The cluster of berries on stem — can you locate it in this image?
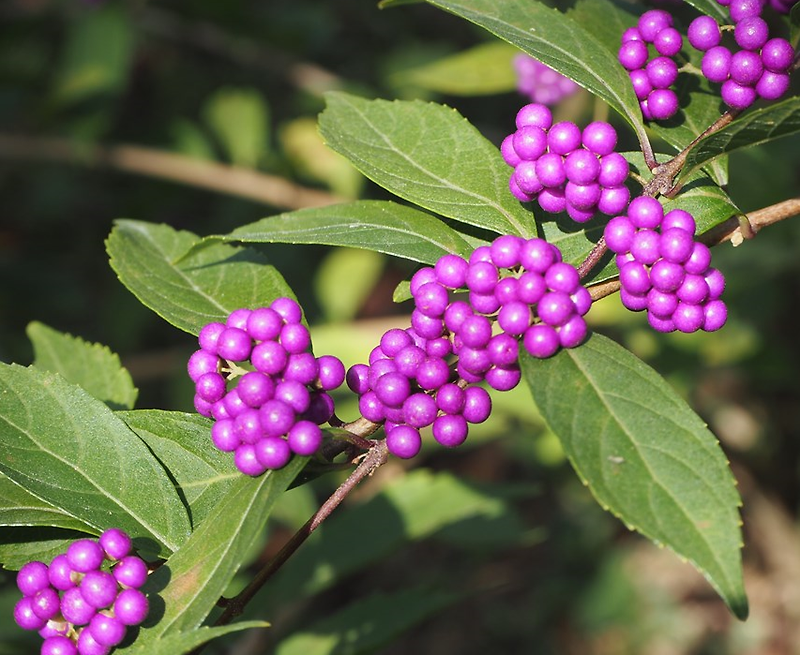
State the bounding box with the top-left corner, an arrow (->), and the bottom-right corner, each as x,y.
187,297 -> 345,476
13,529 -> 149,655
604,197 -> 727,332
502,103 -> 631,222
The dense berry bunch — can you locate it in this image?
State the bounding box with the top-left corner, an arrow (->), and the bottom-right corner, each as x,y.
188,298 -> 345,475
604,197 -> 727,333
502,103 -> 631,222
618,9 -> 683,120
348,236 -> 591,459
687,1 -> 795,110
513,54 -> 580,105
13,529 -> 149,655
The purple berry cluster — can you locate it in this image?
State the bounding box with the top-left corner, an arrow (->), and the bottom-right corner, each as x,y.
347,236 -> 591,459
13,529 -> 149,655
688,0 -> 795,110
513,53 -> 580,106
502,103 -> 631,222
618,9 -> 683,121
604,197 -> 727,333
188,298 -> 345,475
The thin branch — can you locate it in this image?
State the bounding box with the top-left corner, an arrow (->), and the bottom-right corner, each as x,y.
0,134 -> 345,210
208,439 -> 390,632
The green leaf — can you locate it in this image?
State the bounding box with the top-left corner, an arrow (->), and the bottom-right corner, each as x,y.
419,0 -> 649,146
791,2 -> 800,45
220,200 -> 474,264
521,333 -> 748,619
203,87 -> 269,168
318,92 -> 536,237
314,248 -> 385,322
117,411 -> 239,530
27,321 -> 138,410
133,456 -> 306,641
0,527 -> 87,571
682,96 -> 800,179
392,41 -> 519,96
275,587 -> 456,655
0,364 -> 190,557
52,4 -> 134,105
106,220 -> 294,336
682,0 -> 728,22
565,0 -> 638,62
122,622 -> 270,655
0,472 -> 88,533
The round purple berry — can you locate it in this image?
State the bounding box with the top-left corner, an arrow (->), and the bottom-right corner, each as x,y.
598,153 -> 630,187
627,196 -> 664,229
582,122 -> 618,156
761,38 -> 794,73
386,425 -> 422,459
113,555 -> 148,589
523,323 -> 560,358
490,234 -> 524,268
654,27 -> 683,56
47,555 -> 76,591
558,315 -> 589,348
646,57 -> 679,89
67,539 -> 105,574
80,570 -> 118,609
735,16 -> 769,51
462,386 -> 492,423
688,16 -> 721,51
98,529 -> 132,562
721,79 -> 758,110
216,327 -> 252,362
113,588 -> 149,626
703,300 -> 728,331
702,46 -> 733,83
730,49 -> 763,86
756,71 -> 791,100
647,89 -> 679,120
60,586 -> 96,625
246,307 -> 283,341
89,613 -> 127,647
254,436 -> 293,469
76,628 -> 111,655
535,152 -> 568,188
597,185 -> 631,215
547,121 -> 582,155
279,322 -> 311,354
498,301 -> 533,335
619,40 -> 649,70
270,297 -> 303,324
17,561 -> 50,597
512,125 -> 548,161
435,254 -> 469,288
41,636 -> 77,655
485,365 -> 522,391
432,414 -> 469,448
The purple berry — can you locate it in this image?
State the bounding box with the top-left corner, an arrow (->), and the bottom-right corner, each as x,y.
729,0 -> 765,23
270,297 -> 303,324
654,27 -> 683,56
512,125 -> 548,160
235,408 -> 264,444
735,16 -> 769,50
630,229 -> 661,265
490,234 -> 524,268
547,121 -> 582,155
226,308 -> 252,330
730,50 -> 763,85
598,152 -> 630,187
558,315 -> 588,348
195,371 -> 226,403
638,9 -> 672,42
630,69 -> 653,101
648,312 -> 677,333
89,613 -> 127,647
76,628 -> 111,655
468,291 -> 502,315
571,287 -> 593,316
216,327 -> 252,362
254,436 -> 292,469
520,238 -> 557,273
597,185 -> 631,215
316,355 -> 345,390
14,596 -> 47,630
67,539 -> 105,574
246,307 -> 283,341
460,314 -> 493,349
565,182 -> 601,211
662,209 -> 696,234
647,288 -> 679,318
564,149 -> 601,184
283,352 -> 319,384
113,588 -> 149,626
98,529 -> 132,561
619,40 -> 649,70
435,254 -> 469,288
535,152 -> 567,188
537,187 -> 568,214
703,300 -> 728,331
403,392 -> 439,428
211,419 -> 240,452
48,555 -> 76,591
113,555 -> 148,589
198,322 -> 225,354
432,414 -> 469,447
523,323 -> 560,358
485,364 -> 522,391
17,561 -> 50,596
677,274 -> 710,304
705,268 -> 726,299
60,586 -> 96,625
514,162 -> 544,196
80,570 -> 118,609
31,586 -> 61,621
756,71 -> 791,99
673,302 -> 705,333
410,267 -> 437,296
660,227 -> 695,263
604,215 -> 636,253
647,89 -> 679,120
545,262 -> 581,294
41,636 -> 77,655
761,38 -> 794,73
646,56 -> 679,89
516,103 -> 553,130
619,261 -> 652,294
501,133 -> 522,167
462,386 -> 492,423
302,391 -> 335,425
234,444 -> 268,476
386,425 -> 422,459
358,391 -> 385,423
582,122 -> 618,156
688,16 -> 721,51
685,242 -> 712,275
627,196 -> 664,229
702,46 -> 733,83
498,301 -> 533,335
721,79 -> 758,109
517,271 -> 547,304
465,261 -> 499,295
537,292 -> 575,327
494,276 -> 521,305
374,372 -> 411,407
435,383 -> 466,414
279,322 -> 311,354
187,349 -> 219,383
621,289 -> 649,311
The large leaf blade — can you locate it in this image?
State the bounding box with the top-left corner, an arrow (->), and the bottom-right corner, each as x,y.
220,200 -> 474,265
419,0 -> 649,146
318,92 -> 536,238
27,321 -> 138,410
0,364 -> 190,556
521,333 -> 747,619
106,220 -> 294,336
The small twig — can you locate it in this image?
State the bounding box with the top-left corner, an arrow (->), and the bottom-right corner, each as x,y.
0,134 -> 344,210
208,439 -> 390,632
577,237 -> 608,280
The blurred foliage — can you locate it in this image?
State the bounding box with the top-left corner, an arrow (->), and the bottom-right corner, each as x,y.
1,1 -> 800,654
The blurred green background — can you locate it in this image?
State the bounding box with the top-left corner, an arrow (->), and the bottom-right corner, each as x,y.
2,1 -> 800,653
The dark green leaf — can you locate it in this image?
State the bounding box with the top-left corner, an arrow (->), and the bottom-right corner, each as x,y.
0,364 -> 190,556
275,587 -> 456,655
521,333 -> 748,619
0,473 -> 88,533
52,4 -> 134,105
106,220 -> 294,336
420,0 -> 649,146
682,96 -> 800,179
220,200 -> 474,264
0,528 -> 88,571
117,411 -> 239,530
392,41 -> 518,96
791,2 -> 800,45
133,456 -> 306,641
565,0 -> 638,61
122,622 -> 269,655
682,0 -> 728,23
27,321 -> 138,410
318,92 -> 536,237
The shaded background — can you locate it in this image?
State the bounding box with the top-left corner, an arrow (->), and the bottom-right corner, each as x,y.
2,1 -> 800,653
